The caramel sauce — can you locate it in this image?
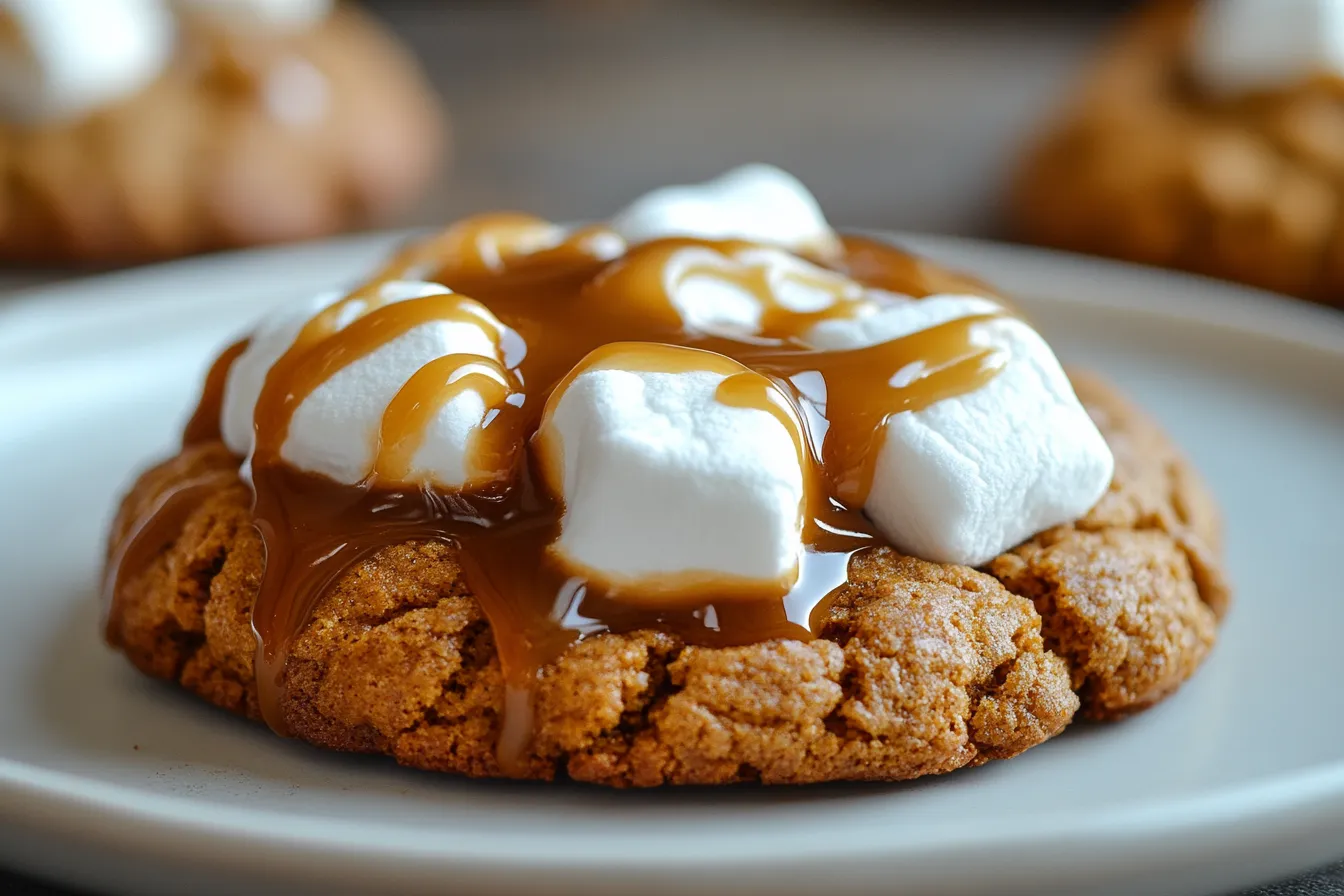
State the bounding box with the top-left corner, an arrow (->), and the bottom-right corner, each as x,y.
110,216 -> 1007,772
750,314 -> 1005,505
373,354 -> 519,486
251,293 -> 510,468
182,338 -> 250,446
102,447 -> 238,642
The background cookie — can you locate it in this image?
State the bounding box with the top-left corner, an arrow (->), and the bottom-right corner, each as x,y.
1011,0 -> 1344,307
0,6 -> 444,265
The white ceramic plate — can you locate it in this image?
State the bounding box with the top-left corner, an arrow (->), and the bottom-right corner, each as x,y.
1,233 -> 1342,896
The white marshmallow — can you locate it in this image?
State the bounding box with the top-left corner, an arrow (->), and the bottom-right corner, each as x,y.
221,287 -> 346,458
222,280 -> 516,488
1190,0 -> 1344,95
806,296 -> 1114,567
284,308 -> 503,488
661,243 -> 890,338
536,345 -> 806,596
610,164 -> 840,255
0,0 -> 173,123
173,0 -> 332,33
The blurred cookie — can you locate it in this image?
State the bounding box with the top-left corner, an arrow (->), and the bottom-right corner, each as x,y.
0,0 -> 444,264
1011,0 -> 1344,306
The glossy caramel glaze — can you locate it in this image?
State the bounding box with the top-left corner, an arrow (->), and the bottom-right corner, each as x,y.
182,338 -> 250,446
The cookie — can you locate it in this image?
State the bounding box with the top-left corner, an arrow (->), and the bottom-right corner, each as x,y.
0,6 -> 443,265
1010,0 -> 1344,307
104,372 -> 1229,786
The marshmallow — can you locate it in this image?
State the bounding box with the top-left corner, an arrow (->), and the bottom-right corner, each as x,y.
535,344 -> 807,600
610,164 -> 840,255
0,0 -> 173,123
173,0 -> 332,33
660,243 -> 890,339
806,296 -> 1114,567
221,287 -> 346,458
262,57 -> 329,128
1190,0 -> 1344,95
222,280 -> 517,488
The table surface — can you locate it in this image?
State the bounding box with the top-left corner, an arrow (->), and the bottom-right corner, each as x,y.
2,2 -> 1341,893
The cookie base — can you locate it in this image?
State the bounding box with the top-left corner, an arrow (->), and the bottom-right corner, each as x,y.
104,374 -> 1229,786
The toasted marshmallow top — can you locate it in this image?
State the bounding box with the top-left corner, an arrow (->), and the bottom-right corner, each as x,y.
1190,0 -> 1344,95
0,0 -> 173,123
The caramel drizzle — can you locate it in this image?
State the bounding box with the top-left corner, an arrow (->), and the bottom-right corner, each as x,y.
373,354 -> 519,486
182,338 -> 250,447
751,315 -> 1005,505
251,294 -> 508,468
668,244 -> 871,337
111,215 -> 1008,774
102,451 -> 237,643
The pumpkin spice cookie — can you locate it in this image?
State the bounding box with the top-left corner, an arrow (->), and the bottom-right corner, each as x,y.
0,0 -> 443,265
104,167 -> 1229,786
1011,0 -> 1344,307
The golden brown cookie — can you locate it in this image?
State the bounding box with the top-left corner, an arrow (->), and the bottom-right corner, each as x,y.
1010,0 -> 1344,306
103,372 -> 1228,786
0,7 -> 444,265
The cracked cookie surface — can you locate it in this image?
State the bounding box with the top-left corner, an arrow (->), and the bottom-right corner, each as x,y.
104,373 -> 1228,786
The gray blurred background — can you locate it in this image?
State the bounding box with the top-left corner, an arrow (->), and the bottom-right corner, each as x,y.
359,0 -> 1132,238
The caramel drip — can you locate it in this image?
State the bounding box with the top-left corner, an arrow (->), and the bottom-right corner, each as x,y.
675,248 -> 870,337
183,338 -> 250,447
252,294 -> 505,467
373,354 -> 518,486
367,213 -> 579,285
751,314 -> 1006,505
715,371 -> 808,464
103,462 -> 237,642
140,225 -> 1007,767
